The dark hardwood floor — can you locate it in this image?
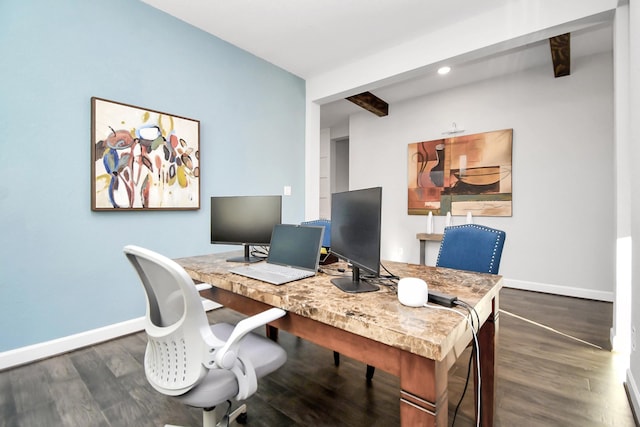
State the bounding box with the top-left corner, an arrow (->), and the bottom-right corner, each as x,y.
0,288 -> 636,426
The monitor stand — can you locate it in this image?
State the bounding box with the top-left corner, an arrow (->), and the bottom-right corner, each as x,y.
226,244 -> 264,263
331,266 -> 379,293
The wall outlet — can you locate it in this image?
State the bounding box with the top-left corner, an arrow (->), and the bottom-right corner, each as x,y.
632,326 -> 637,352
284,185 -> 292,196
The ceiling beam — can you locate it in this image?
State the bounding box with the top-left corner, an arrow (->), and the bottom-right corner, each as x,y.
345,91 -> 389,117
549,33 -> 571,78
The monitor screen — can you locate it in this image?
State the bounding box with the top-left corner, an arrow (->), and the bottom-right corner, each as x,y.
210,195 -> 282,262
330,187 -> 382,293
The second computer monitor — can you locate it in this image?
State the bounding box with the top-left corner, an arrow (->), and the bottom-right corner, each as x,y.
210,195 -> 282,263
330,186 -> 382,293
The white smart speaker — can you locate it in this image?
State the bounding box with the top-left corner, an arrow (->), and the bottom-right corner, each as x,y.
397,277 -> 429,307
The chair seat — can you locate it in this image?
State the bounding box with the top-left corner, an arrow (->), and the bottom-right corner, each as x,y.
174,323 -> 287,408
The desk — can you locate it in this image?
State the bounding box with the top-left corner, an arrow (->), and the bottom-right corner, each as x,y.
175,252 -> 502,427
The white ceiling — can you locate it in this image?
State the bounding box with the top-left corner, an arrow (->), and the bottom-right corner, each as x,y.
140,0 -> 613,129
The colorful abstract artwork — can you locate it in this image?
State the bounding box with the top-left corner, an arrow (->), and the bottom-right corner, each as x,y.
91,97 -> 200,211
408,129 -> 512,216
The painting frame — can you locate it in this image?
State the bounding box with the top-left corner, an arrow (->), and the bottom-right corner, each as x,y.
91,97 -> 200,211
407,128 -> 513,217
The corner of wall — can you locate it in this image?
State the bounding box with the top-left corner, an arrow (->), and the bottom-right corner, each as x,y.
626,369 -> 640,424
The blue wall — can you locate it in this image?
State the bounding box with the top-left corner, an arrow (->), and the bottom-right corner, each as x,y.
0,0 -> 305,351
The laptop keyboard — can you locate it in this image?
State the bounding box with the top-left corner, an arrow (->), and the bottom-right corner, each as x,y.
230,262 -> 313,284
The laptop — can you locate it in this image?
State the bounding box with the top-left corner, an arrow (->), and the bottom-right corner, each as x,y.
228,224 -> 324,285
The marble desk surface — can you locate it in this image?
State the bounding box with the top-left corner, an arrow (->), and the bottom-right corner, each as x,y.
175,252 -> 502,362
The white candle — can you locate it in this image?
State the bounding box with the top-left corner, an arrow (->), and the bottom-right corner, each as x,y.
459,155 -> 467,174
445,211 -> 452,227
466,212 -> 473,224
427,211 -> 433,233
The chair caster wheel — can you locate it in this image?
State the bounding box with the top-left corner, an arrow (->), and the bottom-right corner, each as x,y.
237,412 -> 248,424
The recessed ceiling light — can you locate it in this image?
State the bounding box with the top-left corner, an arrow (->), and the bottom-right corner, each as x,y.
438,66 -> 451,75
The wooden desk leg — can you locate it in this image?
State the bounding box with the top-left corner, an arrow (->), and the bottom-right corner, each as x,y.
266,325 -> 279,342
475,296 -> 498,427
419,240 -> 426,266
399,352 -> 447,427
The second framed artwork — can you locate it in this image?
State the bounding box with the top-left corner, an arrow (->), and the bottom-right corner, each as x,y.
407,128 -> 513,217
91,97 -> 200,210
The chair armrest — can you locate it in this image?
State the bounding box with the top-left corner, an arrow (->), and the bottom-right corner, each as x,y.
214,308 -> 286,369
212,307 -> 286,400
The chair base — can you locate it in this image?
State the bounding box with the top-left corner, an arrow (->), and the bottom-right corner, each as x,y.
165,403 -> 248,427
217,404 -> 248,426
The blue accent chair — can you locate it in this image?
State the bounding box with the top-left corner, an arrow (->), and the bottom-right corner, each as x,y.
436,224 -> 506,274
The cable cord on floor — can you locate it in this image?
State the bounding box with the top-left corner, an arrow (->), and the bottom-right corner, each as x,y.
499,309 -> 603,349
424,301 -> 481,427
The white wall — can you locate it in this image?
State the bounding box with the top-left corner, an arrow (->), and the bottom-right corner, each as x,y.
626,0 -> 640,418
347,51 -> 614,301
319,128 -> 331,219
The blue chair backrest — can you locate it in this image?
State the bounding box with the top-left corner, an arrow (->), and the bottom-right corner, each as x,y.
301,219 -> 331,248
436,224 -> 506,274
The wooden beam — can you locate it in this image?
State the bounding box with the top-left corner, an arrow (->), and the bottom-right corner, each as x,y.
549,33 -> 571,78
345,91 -> 389,117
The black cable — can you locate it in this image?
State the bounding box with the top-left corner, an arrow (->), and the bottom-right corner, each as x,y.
380,262 -> 399,280
317,266 -> 347,276
451,300 -> 481,427
250,245 -> 269,259
455,300 -> 480,332
451,300 -> 474,427
452,343 -> 474,426
362,275 -> 398,291
220,400 -> 232,427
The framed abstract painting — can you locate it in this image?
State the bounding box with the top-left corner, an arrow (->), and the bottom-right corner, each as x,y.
91,97 -> 200,211
408,128 -> 513,217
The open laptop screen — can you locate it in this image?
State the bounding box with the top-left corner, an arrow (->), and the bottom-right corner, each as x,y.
267,224 -> 324,271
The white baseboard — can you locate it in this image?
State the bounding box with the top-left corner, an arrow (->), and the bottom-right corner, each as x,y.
0,289 -> 222,371
626,369 -> 640,421
504,278 -> 614,302
0,317 -> 147,371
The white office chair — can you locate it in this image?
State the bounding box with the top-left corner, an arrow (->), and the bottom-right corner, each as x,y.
124,245 -> 287,427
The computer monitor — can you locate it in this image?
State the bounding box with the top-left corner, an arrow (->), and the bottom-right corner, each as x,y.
330,187 -> 382,293
210,195 -> 282,263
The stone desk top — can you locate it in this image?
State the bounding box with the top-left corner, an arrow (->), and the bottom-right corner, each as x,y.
175,252 -> 502,362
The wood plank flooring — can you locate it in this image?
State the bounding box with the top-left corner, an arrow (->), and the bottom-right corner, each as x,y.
0,288 -> 636,426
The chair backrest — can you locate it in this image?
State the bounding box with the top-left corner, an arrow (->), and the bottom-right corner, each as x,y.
436,224 -> 506,274
124,245 -> 218,396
